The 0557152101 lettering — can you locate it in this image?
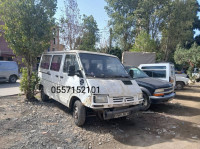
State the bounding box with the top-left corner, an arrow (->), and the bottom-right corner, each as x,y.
51,86 -> 100,94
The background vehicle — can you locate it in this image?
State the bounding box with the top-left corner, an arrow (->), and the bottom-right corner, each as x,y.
125,66 -> 175,110
138,63 -> 176,87
122,52 -> 156,67
192,68 -> 200,82
38,51 -> 143,126
175,74 -> 189,90
0,61 -> 19,83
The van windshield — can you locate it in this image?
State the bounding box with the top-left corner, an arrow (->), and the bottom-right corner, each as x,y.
79,53 -> 129,78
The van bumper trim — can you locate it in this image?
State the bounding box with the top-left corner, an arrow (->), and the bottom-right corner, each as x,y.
103,104 -> 142,120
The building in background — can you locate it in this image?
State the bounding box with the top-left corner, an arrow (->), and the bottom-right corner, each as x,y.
48,27 -> 65,52
0,21 -> 15,61
0,22 -> 65,69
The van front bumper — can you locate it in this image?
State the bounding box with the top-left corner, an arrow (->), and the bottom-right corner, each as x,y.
103,104 -> 142,120
149,92 -> 175,104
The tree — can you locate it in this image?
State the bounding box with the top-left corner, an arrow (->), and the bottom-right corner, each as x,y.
130,31 -> 157,52
134,0 -> 169,40
160,0 -> 198,61
105,0 -> 139,51
78,15 -> 99,51
0,0 -> 57,100
174,43 -> 200,79
108,47 -> 122,60
60,0 -> 82,50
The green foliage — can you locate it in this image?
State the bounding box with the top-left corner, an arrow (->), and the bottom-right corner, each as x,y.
20,68 -> 40,98
105,0 -> 138,51
134,0 -> 169,40
108,47 -> 122,60
174,44 -> 200,80
160,0 -> 198,61
105,0 -> 199,61
0,0 -> 57,100
130,31 -> 157,52
78,15 -> 99,51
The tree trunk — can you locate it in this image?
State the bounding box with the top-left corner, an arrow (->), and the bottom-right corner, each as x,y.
26,57 -> 34,100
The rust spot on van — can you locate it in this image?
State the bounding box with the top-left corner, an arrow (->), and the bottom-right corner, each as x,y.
82,96 -> 92,107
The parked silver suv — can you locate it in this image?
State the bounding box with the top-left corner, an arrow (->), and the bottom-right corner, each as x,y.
0,61 -> 19,83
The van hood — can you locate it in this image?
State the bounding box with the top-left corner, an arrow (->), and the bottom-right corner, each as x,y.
87,79 -> 142,97
135,77 -> 172,89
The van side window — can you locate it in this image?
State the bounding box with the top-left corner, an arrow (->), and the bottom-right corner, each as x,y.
63,55 -> 79,73
144,70 -> 166,78
141,66 -> 166,69
40,55 -> 52,69
50,55 -> 62,71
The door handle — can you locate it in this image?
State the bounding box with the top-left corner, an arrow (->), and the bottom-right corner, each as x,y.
60,76 -> 63,79
55,75 -> 59,77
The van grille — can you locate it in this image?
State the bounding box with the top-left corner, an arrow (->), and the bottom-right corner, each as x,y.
112,97 -> 135,103
113,97 -> 123,103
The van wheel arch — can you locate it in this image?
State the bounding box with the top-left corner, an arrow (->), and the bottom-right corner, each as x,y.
69,96 -> 81,111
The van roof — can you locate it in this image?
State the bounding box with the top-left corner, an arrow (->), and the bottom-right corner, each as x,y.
43,50 -> 117,58
0,61 -> 17,63
140,62 -> 174,66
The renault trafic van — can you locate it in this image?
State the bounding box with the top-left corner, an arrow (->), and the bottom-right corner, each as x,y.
138,63 -> 176,87
38,51 -> 143,126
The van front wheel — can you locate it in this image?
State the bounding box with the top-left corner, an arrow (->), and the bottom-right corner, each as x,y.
73,100 -> 86,126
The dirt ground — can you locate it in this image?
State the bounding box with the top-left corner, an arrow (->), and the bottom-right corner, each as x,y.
0,83 -> 200,149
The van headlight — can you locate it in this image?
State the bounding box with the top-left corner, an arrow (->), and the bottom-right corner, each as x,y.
154,89 -> 164,93
138,93 -> 143,99
93,95 -> 108,103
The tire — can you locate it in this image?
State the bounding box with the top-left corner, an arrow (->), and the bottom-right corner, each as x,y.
73,100 -> 86,126
176,82 -> 184,90
9,75 -> 17,83
140,92 -> 151,111
41,87 -> 49,101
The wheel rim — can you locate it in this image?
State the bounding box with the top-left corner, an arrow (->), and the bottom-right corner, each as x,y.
74,105 -> 78,119
11,77 -> 16,82
142,95 -> 148,107
177,84 -> 182,90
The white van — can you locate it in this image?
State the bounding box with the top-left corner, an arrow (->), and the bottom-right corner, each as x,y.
0,61 -> 19,83
138,63 -> 176,87
38,51 -> 143,126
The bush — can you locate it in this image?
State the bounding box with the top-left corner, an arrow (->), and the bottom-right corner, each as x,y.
20,68 -> 40,99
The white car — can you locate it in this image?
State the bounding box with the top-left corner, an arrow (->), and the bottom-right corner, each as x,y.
38,50 -> 144,126
138,63 -> 176,87
175,74 -> 189,90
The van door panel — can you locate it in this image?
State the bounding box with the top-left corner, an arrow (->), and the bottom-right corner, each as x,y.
48,55 -> 63,100
58,54 -> 83,106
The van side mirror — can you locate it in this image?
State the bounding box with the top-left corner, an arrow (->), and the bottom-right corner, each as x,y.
68,65 -> 75,76
129,70 -> 134,78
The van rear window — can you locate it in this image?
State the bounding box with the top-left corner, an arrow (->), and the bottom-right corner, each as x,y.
40,55 -> 52,69
141,66 -> 166,69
